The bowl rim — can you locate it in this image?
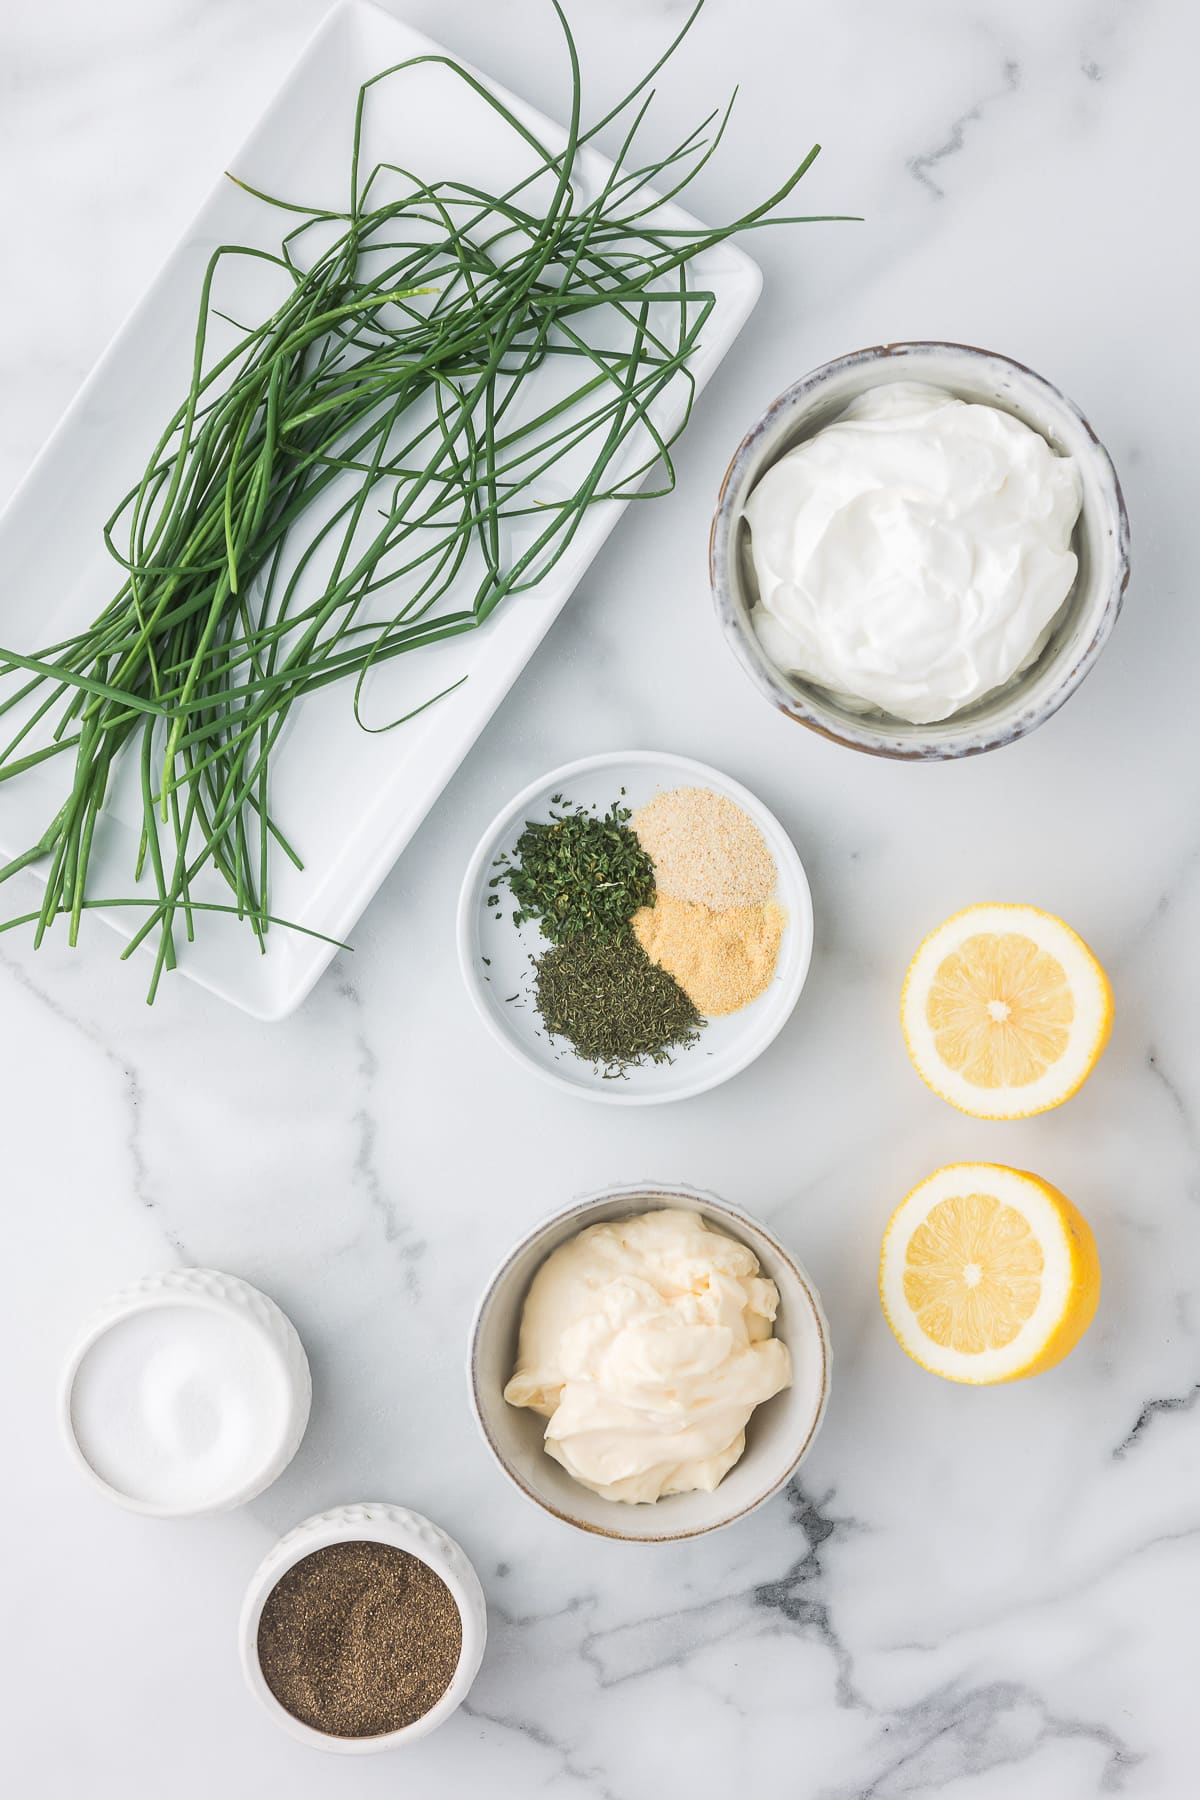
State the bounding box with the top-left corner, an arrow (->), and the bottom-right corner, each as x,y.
467,1180 -> 832,1541
455,750 -> 814,1105
709,339 -> 1131,761
237,1501 -> 487,1754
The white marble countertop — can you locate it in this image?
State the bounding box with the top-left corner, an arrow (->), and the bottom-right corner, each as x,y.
1,2 -> 1195,1795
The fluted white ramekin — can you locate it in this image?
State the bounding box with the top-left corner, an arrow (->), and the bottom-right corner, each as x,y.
58,1267 -> 311,1518
238,1502 -> 487,1753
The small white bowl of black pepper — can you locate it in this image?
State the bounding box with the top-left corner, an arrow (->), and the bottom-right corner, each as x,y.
238,1501 -> 487,1753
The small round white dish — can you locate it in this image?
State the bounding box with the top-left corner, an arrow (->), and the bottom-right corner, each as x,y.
59,1268 -> 311,1518
469,1182 -> 832,1541
710,342 -> 1130,759
457,751 -> 814,1104
239,1501 -> 487,1753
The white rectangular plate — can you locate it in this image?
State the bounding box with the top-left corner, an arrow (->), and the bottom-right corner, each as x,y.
0,0 -> 761,1019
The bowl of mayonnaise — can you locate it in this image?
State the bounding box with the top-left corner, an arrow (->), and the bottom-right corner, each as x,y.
468,1182 -> 831,1541
709,342 -> 1129,759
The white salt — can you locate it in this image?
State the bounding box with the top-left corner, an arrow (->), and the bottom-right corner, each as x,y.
70,1303 -> 291,1509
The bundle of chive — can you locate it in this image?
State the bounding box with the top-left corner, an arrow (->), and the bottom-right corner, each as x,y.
490,795 -> 703,1073
0,0 -> 846,999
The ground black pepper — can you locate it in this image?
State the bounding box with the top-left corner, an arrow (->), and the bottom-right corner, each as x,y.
256,1541 -> 463,1738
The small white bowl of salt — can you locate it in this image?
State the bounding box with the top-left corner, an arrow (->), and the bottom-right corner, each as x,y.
59,1267 -> 311,1517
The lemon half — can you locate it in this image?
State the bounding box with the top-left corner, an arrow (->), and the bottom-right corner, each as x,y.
879,1163 -> 1101,1384
901,904 -> 1113,1119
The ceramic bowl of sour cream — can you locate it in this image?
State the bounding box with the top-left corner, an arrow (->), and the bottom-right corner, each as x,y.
709,342 -> 1130,760
468,1182 -> 831,1541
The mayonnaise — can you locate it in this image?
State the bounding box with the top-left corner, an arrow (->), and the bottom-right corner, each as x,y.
743,381 -> 1083,724
503,1210 -> 791,1504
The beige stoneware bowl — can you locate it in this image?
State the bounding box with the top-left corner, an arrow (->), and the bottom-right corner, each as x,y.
709,341 -> 1130,760
468,1181 -> 831,1542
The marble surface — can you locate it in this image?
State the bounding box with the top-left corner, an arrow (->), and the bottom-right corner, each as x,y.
0,1 -> 1195,1795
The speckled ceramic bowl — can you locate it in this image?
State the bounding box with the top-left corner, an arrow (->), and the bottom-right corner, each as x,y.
469,1182 -> 831,1542
710,342 -> 1130,760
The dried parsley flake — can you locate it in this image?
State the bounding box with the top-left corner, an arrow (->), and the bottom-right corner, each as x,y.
491,799 -> 655,943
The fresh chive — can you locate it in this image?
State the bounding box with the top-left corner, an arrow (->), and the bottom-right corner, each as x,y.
0,0 -> 846,994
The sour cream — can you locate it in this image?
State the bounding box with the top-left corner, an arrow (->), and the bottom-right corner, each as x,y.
743,382 -> 1083,724
503,1210 -> 791,1505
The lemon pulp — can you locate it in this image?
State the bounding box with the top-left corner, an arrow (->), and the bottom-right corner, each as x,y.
901,905 -> 1112,1119
926,933 -> 1074,1088
902,1191 -> 1044,1353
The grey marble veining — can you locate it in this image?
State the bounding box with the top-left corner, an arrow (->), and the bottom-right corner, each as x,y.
1,1 -> 1197,1796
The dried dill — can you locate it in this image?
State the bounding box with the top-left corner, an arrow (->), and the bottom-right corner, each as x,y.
491,799 -> 655,943
533,932 -> 703,1069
